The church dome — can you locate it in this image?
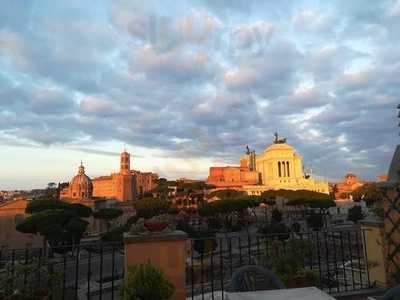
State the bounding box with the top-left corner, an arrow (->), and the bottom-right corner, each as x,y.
264,142 -> 295,153
70,163 -> 93,200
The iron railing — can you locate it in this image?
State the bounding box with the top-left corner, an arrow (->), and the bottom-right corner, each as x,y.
0,229 -> 372,300
186,229 -> 372,299
0,241 -> 123,300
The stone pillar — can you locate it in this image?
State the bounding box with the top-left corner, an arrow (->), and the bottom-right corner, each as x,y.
360,215 -> 388,287
124,230 -> 188,300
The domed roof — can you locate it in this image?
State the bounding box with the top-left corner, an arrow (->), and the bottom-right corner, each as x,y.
71,173 -> 93,189
264,142 -> 295,153
345,172 -> 357,178
70,163 -> 93,199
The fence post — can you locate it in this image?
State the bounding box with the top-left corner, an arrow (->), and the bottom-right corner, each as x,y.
360,215 -> 387,287
123,230 -> 188,300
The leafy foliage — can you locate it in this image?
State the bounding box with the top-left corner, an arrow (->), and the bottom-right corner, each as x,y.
308,199 -> 336,209
351,183 -> 385,206
271,208 -> 282,224
176,181 -> 215,191
133,198 -> 171,219
347,205 -> 365,223
121,263 -> 174,300
258,222 -> 290,241
306,211 -> 324,231
101,226 -> 125,242
198,196 -> 261,217
93,208 -> 123,220
17,198 -> 92,246
26,198 -> 70,214
260,239 -> 316,285
265,199 -> 276,206
198,196 -> 260,232
261,189 -> 330,201
0,258 -> 63,299
207,189 -> 246,199
292,222 -> 301,233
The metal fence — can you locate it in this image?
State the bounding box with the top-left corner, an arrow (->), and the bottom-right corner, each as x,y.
186,229 -> 372,299
0,229 -> 372,300
0,242 -> 123,300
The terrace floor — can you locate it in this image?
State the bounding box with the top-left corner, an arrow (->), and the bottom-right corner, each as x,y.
188,288 -> 388,300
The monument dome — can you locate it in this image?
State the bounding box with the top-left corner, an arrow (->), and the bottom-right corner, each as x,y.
69,162 -> 93,200
264,142 -> 295,153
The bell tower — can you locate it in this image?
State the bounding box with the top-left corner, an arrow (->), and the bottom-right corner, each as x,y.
120,150 -> 131,175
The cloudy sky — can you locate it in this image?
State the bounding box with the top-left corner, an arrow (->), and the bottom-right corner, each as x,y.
0,0 -> 399,190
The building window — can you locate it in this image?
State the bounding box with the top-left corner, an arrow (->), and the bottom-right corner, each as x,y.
282,161 -> 286,177
278,162 -> 281,177
286,161 -> 290,177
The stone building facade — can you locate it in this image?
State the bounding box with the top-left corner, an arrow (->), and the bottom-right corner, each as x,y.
0,198 -> 43,249
207,135 -> 329,195
61,151 -> 158,202
332,172 -> 365,200
60,162 -> 93,201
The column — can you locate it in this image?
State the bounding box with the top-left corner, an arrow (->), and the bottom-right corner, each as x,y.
124,230 -> 188,300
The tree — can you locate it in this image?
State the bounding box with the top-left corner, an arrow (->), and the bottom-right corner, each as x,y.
16,198 -> 92,247
176,181 -> 215,191
261,189 -> 330,202
93,208 -> 123,231
26,197 -> 70,214
101,226 -> 125,242
265,199 -> 276,206
134,198 -> 171,219
306,211 -> 324,231
291,222 -> 301,233
347,205 -> 365,223
258,222 -> 290,241
198,196 -> 261,232
271,208 -> 282,224
207,189 -> 246,200
351,183 -> 385,206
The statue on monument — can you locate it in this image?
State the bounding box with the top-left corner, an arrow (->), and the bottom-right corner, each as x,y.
246,145 -> 250,155
274,132 -> 286,144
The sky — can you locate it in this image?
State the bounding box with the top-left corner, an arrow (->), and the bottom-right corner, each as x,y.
0,0 -> 399,190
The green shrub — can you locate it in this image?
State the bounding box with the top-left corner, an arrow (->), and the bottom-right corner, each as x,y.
258,222 -> 290,241
134,198 -> 171,219
347,205 -> 365,223
306,211 -> 324,231
271,208 -> 282,224
101,226 -> 124,242
121,263 -> 174,300
291,222 -> 301,233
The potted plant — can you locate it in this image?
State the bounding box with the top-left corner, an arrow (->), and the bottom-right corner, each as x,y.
121,262 -> 174,300
130,215 -> 175,235
258,238 -> 318,287
0,259 -> 62,300
143,214 -> 172,232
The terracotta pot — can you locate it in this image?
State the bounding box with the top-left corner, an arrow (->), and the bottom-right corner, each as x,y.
144,221 -> 169,232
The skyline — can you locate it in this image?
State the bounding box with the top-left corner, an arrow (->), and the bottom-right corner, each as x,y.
1,0 -> 400,189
